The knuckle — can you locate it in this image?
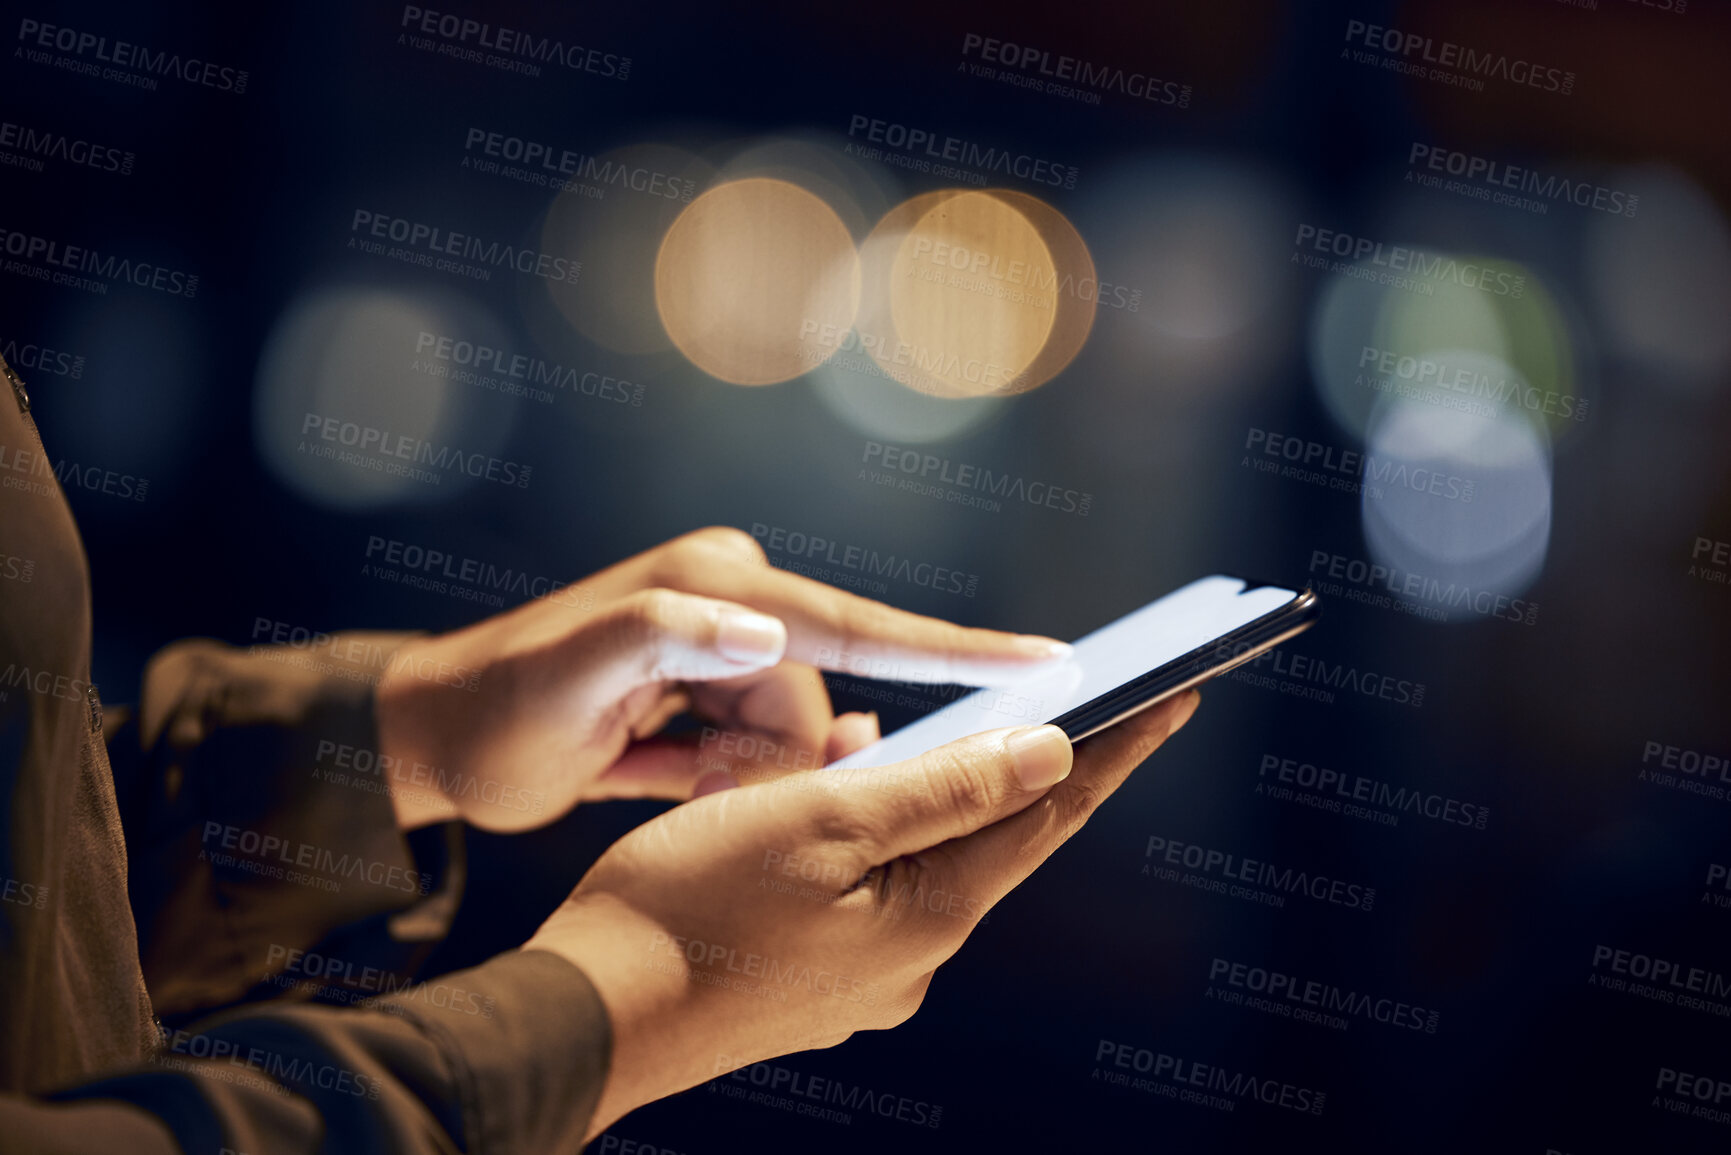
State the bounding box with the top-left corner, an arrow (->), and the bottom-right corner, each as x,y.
600,590 -> 692,679
806,797 -> 881,859
927,748 -> 1001,825
878,977 -> 933,1028
649,535 -> 705,581
689,526 -> 767,564
891,858 -> 966,943
623,588 -> 686,636
934,754 -> 1003,827
152,638 -> 229,685
707,525 -> 769,563
1056,778 -> 1105,834
651,527 -> 765,585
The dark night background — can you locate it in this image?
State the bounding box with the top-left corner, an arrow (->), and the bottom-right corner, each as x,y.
5,0 -> 1731,1150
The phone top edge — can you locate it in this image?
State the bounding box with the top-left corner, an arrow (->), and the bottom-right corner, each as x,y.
823,575 -> 1320,770
1050,589 -> 1320,741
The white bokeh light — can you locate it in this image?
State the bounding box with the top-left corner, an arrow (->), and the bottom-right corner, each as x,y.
253,286 -> 518,510
1361,383 -> 1553,620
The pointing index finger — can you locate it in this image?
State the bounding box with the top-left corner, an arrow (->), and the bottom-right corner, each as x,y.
668,559 -> 1071,685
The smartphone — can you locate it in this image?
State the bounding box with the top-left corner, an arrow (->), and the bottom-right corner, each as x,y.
826,575 -> 1319,770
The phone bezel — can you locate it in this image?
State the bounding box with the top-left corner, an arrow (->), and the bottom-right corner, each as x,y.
1052,586 -> 1321,741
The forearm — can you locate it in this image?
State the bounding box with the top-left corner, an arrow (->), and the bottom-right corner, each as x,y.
7,950 -> 610,1155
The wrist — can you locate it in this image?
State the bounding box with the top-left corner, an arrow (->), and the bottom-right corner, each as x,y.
376,636 -> 462,829
524,896 -> 697,1135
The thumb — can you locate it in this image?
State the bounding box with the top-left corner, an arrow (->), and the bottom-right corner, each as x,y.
814,725 -> 1073,865
573,588 -> 788,701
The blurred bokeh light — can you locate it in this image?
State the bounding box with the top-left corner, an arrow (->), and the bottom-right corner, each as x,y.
1584,164 -> 1731,392
252,286 -> 517,509
654,176 -> 860,386
851,189 -> 1096,400
1073,157 -> 1296,406
1310,254 -> 1586,447
1360,379 -> 1553,617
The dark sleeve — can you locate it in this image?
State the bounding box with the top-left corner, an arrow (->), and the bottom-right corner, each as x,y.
0,949 -> 611,1155
107,633 -> 468,1024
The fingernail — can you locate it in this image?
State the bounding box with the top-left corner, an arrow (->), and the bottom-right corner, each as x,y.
1008,724 -> 1072,790
865,711 -> 881,739
1013,636 -> 1072,661
717,610 -> 786,664
1173,690 -> 1201,729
